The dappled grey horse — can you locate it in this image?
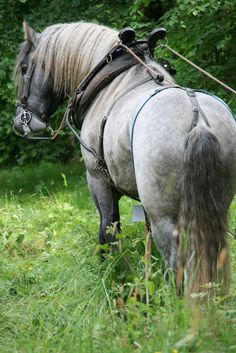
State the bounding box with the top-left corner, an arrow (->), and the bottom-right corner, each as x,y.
13,21 -> 236,296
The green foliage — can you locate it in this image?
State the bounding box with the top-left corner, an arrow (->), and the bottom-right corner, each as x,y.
0,0 -> 132,168
0,163 -> 236,352
0,0 -> 235,168
158,0 -> 236,109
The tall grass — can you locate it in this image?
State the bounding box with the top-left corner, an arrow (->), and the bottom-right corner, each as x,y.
0,162 -> 235,353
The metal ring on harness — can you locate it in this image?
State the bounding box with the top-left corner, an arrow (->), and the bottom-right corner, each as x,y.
20,110 -> 32,125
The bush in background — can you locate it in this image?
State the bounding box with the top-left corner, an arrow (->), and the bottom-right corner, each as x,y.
0,0 -> 235,167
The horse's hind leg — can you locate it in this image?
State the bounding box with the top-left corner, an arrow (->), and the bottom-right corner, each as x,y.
148,213 -> 178,272
87,171 -> 122,246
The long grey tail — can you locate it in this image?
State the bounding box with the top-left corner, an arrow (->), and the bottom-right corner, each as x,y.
177,125 -> 230,295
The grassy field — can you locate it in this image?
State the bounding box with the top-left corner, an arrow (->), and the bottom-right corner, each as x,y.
0,162 -> 235,353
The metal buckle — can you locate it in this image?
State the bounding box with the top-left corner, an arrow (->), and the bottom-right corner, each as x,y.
20,110 -> 32,125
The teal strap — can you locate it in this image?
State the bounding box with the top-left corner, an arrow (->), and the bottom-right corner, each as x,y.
130,85 -> 181,167
194,89 -> 235,121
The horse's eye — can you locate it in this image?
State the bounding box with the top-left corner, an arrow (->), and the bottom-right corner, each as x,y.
21,64 -> 28,75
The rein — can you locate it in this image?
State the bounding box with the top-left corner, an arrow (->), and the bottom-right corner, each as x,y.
65,109 -> 97,158
162,44 -> 236,96
119,43 -> 174,85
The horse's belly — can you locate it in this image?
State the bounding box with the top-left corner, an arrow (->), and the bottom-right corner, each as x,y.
107,153 -> 138,197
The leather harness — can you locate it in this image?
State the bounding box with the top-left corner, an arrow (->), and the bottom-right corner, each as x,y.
16,27 -> 218,192
69,41 -> 164,128
66,43 -> 211,189
66,37 -> 166,186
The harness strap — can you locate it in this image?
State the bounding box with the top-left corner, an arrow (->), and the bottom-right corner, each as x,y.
130,85 -> 181,166
20,41 -> 35,105
66,110 -> 97,159
186,89 -> 210,130
20,62 -> 36,109
71,42 -> 153,127
72,56 -> 138,127
66,109 -> 115,184
195,89 -> 236,121
97,116 -> 109,171
106,76 -> 153,118
130,86 -> 225,179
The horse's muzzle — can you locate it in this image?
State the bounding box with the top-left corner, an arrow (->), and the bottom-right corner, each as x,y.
13,107 -> 47,136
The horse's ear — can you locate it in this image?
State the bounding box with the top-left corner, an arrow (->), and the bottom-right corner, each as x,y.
23,21 -> 39,46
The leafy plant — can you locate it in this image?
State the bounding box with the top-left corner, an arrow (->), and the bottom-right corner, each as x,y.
0,0 -> 235,168
0,162 -> 235,353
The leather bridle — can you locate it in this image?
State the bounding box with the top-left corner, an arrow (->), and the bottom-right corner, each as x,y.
16,57 -> 56,140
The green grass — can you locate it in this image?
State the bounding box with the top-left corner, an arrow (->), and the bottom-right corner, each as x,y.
0,162 -> 236,353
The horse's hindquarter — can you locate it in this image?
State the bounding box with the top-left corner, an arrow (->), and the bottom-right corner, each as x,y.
102,86 -> 191,201
81,76 -> 236,203
104,86 -> 191,200
132,89 -> 236,215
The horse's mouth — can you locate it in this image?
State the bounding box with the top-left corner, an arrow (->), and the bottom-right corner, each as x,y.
13,108 -> 48,136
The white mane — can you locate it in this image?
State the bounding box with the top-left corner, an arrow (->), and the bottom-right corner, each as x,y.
15,21 -> 174,96
35,22 -> 118,95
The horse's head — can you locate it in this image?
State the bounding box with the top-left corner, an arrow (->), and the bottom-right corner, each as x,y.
13,22 -> 63,137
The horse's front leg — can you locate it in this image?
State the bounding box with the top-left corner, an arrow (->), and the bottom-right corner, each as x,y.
87,171 -> 122,249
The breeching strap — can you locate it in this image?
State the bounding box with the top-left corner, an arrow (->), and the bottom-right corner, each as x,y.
130,85 -> 180,167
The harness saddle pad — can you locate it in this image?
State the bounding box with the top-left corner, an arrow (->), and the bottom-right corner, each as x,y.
71,44 -> 150,127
